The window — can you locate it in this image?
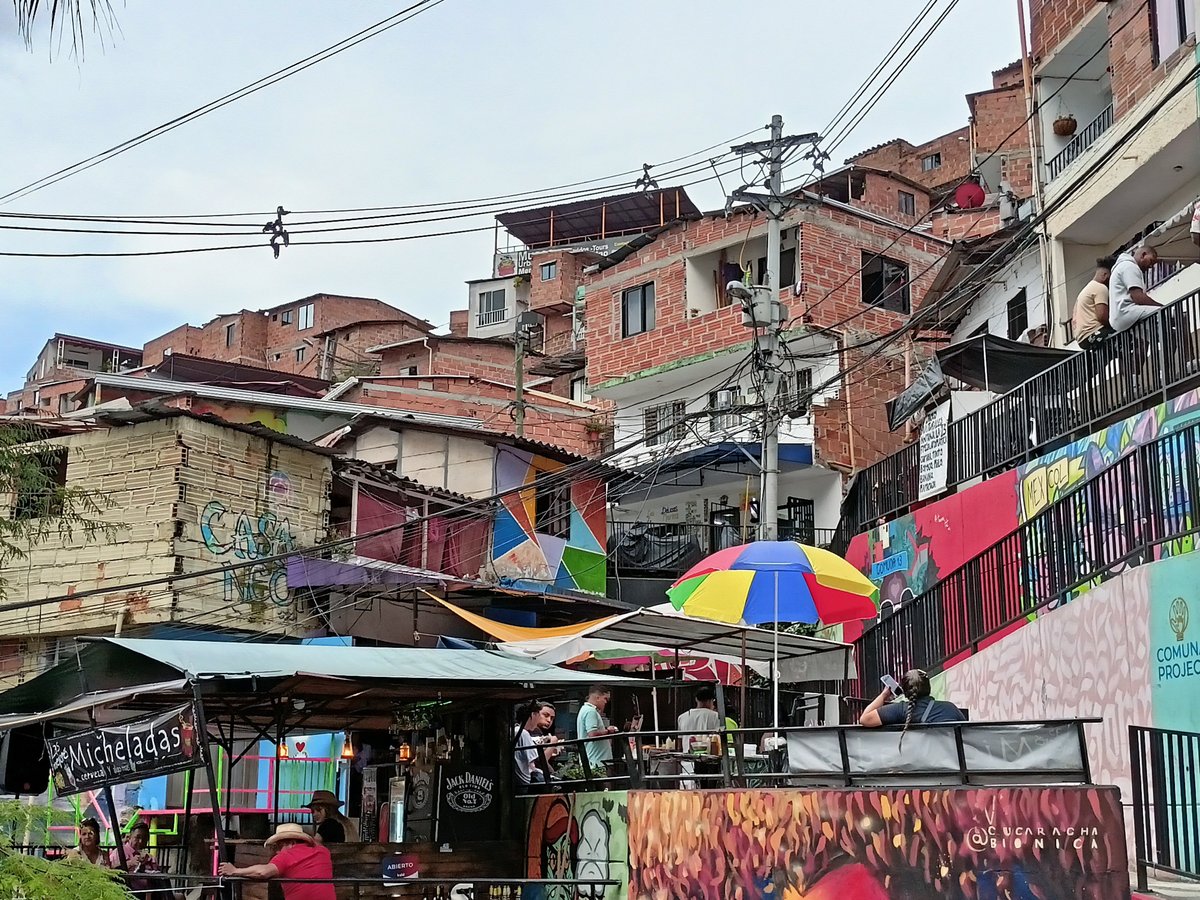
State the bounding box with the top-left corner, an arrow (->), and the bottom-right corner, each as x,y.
273,352 -> 282,362
898,191 -> 916,217
540,261 -> 558,281
404,366 -> 418,376
12,449 -> 67,520
1007,289 -> 1029,341
570,376 -> 588,402
644,400 -> 686,447
778,369 -> 814,416
477,289 -> 507,326
708,387 -> 744,434
621,282 -> 656,338
1153,0 -> 1196,63
225,323 -> 236,347
921,153 -> 942,171
32,390 -> 39,407
297,303 -> 315,330
861,252 -> 911,314
533,473 -> 571,538
295,347 -> 306,363
281,309 -> 294,325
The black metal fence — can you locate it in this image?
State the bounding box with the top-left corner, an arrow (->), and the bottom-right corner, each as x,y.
1130,725 -> 1200,888
841,286 -> 1200,540
608,521 -> 837,576
856,416 -> 1200,686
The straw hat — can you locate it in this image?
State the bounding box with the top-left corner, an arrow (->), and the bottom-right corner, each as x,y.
304,790 -> 344,809
264,823 -> 316,848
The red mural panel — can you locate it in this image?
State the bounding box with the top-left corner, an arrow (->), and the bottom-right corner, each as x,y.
842,470 -> 1021,646
628,787 -> 1130,900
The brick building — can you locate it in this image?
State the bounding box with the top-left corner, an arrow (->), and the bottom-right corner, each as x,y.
0,410 -> 333,680
1033,0 -> 1199,339
141,293 -> 432,378
327,374 -> 607,457
579,181 -> 948,555
6,334 -> 142,416
847,128 -> 973,199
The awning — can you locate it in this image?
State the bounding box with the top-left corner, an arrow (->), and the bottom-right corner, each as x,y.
0,638 -> 647,733
285,555 -> 458,587
429,595 -> 616,643
886,334 -> 1076,430
446,599 -> 854,683
1146,195 -> 1199,260
497,189 -> 700,249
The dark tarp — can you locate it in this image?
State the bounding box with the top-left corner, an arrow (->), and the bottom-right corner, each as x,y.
886,334 -> 1076,430
609,528 -> 704,573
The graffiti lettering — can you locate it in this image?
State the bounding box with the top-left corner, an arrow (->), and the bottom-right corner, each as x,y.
199,500 -> 297,606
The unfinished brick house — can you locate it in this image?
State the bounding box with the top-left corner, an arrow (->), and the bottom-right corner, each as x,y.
141,293 -> 433,379
578,178 -> 949,572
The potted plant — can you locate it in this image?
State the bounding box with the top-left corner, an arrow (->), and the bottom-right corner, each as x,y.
1053,113 -> 1078,137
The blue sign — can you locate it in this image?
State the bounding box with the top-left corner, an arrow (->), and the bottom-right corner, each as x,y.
869,552 -> 909,582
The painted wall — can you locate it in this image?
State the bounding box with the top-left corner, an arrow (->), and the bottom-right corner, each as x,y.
526,791 -> 629,900
491,446 -> 607,595
938,552 -> 1200,871
625,787 -> 1129,899
846,389 -> 1200,646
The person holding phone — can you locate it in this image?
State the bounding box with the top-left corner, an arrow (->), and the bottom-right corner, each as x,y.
859,669 -> 964,748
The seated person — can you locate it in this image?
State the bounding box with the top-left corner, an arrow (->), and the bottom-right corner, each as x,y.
676,685 -> 721,752
109,821 -> 161,894
514,700 -> 558,790
858,669 -> 964,748
1073,256 -> 1116,349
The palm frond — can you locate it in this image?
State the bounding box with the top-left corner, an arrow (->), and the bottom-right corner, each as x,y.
11,0 -> 120,58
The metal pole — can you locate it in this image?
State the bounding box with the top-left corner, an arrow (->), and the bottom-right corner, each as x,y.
760,114 -> 785,541
772,571 -> 780,732
102,786 -> 127,871
191,686 -> 229,866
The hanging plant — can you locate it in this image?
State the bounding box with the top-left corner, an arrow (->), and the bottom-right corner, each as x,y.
1053,114 -> 1078,137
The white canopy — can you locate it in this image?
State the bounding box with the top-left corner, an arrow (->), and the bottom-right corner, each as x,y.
498,604 -> 854,683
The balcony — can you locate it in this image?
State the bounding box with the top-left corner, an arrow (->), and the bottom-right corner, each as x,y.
476,307 -> 507,327
839,286 -> 1200,542
1046,103 -> 1114,181
608,520 -> 836,577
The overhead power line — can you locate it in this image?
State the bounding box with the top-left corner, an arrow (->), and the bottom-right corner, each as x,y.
0,0 -> 453,207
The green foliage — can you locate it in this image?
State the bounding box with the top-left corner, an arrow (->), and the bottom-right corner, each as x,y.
0,422 -> 113,601
0,801 -> 127,899
10,1 -> 120,57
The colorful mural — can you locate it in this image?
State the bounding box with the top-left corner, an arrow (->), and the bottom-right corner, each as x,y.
843,472 -> 1020,643
492,446 -> 607,595
627,787 -> 1130,899
526,791 -> 629,900
846,390 -> 1200,650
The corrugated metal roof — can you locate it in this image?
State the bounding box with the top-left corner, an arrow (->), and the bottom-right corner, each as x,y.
81,373 -> 483,430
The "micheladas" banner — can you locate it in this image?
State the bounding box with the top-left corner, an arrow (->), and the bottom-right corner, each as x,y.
45,702 -> 204,795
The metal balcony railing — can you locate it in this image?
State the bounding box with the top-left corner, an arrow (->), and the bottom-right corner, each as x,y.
840,287 -> 1200,542
608,521 -> 837,576
476,307 -> 507,327
1130,725 -> 1200,888
1047,103 -> 1114,181
856,414 -> 1200,688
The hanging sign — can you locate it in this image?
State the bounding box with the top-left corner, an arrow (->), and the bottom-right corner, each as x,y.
917,401 -> 951,500
45,702 -> 205,796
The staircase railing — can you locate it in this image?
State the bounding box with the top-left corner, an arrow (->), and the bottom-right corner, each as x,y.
855,417 -> 1200,686
1130,725 -> 1200,888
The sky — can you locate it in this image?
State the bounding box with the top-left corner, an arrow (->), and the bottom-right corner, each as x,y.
0,1 -> 1021,393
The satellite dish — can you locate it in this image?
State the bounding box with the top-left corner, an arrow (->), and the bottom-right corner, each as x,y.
955,181 -> 986,210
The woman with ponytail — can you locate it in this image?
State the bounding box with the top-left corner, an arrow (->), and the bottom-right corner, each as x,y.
858,669 -> 964,749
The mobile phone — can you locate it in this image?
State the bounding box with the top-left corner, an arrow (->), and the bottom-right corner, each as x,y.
881,675 -> 903,697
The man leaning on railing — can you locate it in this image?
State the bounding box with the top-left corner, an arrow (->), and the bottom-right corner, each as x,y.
218,823 -> 334,900
1109,246 -> 1165,333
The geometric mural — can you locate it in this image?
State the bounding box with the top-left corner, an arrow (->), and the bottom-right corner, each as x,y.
491,446 -> 607,595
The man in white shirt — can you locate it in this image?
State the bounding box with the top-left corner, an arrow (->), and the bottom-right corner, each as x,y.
676,685 -> 721,752
1108,246 -> 1164,333
1191,203 -> 1200,247
514,701 -> 556,791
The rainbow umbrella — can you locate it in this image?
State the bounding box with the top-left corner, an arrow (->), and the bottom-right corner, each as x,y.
667,541 -> 878,729
667,541 -> 878,625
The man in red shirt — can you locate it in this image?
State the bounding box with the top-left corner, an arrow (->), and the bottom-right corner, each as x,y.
218,822 -> 334,900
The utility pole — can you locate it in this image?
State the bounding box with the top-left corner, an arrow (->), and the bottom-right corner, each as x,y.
726,116 -> 821,541
514,329 -> 526,438
513,311 -> 541,438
